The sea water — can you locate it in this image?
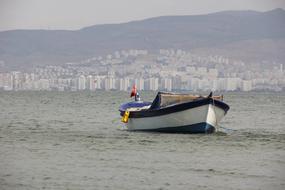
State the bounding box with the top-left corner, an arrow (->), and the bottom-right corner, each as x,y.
0,91 -> 284,190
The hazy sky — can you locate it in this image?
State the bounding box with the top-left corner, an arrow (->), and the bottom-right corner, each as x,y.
0,0 -> 285,31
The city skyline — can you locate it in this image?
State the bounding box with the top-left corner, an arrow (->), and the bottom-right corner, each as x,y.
1,49 -> 284,92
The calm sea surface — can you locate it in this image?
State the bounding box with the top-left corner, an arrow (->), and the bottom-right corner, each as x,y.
0,91 -> 284,190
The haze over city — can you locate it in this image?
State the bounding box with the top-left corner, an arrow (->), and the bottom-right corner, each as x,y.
0,0 -> 285,92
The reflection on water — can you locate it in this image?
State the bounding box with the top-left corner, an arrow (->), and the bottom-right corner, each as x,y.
0,91 -> 284,190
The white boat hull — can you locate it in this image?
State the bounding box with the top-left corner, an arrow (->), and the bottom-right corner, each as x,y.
125,104 -> 227,133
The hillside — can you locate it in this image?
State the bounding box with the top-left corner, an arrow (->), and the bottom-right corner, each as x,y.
0,8 -> 285,70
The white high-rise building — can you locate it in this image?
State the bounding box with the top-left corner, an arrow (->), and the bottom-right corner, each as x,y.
242,80 -> 252,91
94,76 -> 102,89
188,78 -> 199,91
163,78 -> 172,91
217,78 -> 227,91
197,67 -> 207,75
36,79 -> 50,90
86,75 -> 96,91
149,78 -> 159,91
78,75 -> 86,90
212,79 -> 218,91
0,73 -> 13,90
104,77 -> 116,90
12,71 -> 22,90
198,79 -> 211,91
119,78 -> 130,91
135,78 -> 145,90
225,78 -> 241,91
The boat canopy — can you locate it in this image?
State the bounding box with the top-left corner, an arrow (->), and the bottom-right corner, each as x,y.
150,92 -> 223,109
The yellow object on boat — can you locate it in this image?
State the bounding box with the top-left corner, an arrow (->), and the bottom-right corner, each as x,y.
121,111 -> 130,123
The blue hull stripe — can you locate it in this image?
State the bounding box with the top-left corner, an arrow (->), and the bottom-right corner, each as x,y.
132,122 -> 215,134
127,98 -> 229,118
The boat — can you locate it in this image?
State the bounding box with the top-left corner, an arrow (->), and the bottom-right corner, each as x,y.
119,85 -> 230,133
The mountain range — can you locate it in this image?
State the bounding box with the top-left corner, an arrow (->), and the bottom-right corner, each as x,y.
0,8 -> 285,70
